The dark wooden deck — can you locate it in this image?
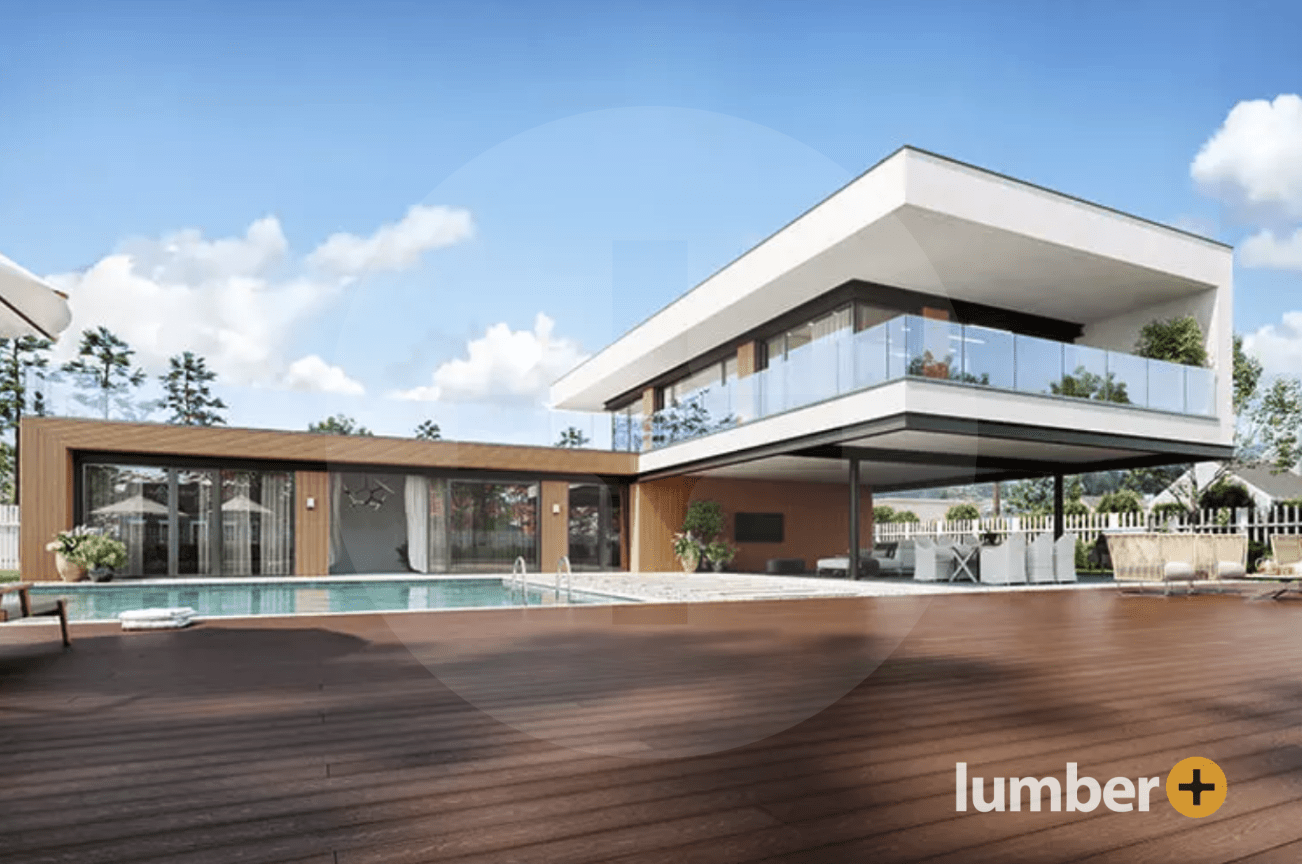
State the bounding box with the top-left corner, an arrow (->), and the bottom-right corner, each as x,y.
3,591 -> 1302,863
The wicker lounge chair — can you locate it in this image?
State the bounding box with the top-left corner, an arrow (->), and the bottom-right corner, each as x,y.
1054,533 -> 1078,583
1026,532 -> 1055,584
1107,532 -> 1247,595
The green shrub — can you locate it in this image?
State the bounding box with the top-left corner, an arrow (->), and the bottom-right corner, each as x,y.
1135,316 -> 1208,367
891,510 -> 920,524
1199,479 -> 1253,511
945,503 -> 981,522
874,506 -> 896,524
683,500 -> 725,543
1151,502 -> 1187,522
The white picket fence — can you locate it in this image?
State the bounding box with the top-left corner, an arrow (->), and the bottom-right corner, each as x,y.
875,506 -> 1302,548
0,504 -> 18,571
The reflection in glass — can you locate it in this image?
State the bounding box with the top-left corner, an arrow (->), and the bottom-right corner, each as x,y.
84,464 -> 170,576
1014,335 -> 1063,396
1147,358 -> 1185,413
568,482 -> 623,571
961,325 -> 1010,388
1108,352 -> 1147,407
1186,366 -> 1216,416
1057,344 -> 1125,403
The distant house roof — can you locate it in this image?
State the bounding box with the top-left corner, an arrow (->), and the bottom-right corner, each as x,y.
1233,466 -> 1302,503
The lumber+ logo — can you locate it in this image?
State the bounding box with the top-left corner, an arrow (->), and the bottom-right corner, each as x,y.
956,759 -> 1227,817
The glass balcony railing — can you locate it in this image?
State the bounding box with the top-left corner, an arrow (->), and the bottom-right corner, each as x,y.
617,314 -> 1218,453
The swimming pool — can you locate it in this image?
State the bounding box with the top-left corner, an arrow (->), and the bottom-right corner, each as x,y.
27,577 -> 628,622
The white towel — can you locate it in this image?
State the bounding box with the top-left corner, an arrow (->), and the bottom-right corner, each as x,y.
120,607 -> 195,630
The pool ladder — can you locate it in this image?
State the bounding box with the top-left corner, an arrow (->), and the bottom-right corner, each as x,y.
556,555 -> 572,605
511,556 -> 529,605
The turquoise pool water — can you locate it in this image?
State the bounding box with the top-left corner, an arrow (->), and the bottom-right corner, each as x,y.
28,579 -> 618,621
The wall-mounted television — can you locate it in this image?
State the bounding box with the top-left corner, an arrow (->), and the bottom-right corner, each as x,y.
735,512 -> 784,543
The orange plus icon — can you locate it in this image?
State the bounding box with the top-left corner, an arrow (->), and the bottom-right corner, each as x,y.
1166,757 -> 1227,818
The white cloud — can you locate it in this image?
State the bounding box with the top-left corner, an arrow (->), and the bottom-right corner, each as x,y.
47,204 -> 474,391
307,205 -> 474,276
391,313 -> 587,404
1243,312 -> 1302,377
1240,228 -> 1302,271
283,354 -> 366,395
1192,94 -> 1302,218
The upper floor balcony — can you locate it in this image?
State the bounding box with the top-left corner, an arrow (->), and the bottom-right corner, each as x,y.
613,313 -> 1217,453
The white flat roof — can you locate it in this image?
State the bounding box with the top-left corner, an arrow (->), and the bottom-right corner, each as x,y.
550,147 -> 1233,411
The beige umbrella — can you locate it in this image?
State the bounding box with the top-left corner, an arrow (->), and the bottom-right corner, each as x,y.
91,494 -> 176,516
222,494 -> 274,515
0,252 -> 73,340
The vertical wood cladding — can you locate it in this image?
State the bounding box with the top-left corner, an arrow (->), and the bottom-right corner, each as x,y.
18,417 -> 636,581
295,471 -> 330,576
631,476 -> 874,573
540,480 -> 570,572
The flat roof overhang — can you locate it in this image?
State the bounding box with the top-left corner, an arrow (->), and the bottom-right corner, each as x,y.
638,411 -> 1234,492
551,147 -> 1232,412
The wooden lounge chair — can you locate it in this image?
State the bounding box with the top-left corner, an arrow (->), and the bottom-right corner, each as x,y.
1242,534 -> 1302,600
0,582 -> 71,646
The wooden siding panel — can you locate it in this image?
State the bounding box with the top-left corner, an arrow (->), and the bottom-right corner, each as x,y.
295,471 -> 330,576
539,481 -> 570,573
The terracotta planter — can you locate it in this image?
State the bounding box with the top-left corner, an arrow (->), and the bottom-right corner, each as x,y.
55,552 -> 87,583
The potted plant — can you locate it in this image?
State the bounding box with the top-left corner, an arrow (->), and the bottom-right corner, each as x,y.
672,532 -> 701,573
73,532 -> 128,582
45,526 -> 100,582
704,541 -> 736,572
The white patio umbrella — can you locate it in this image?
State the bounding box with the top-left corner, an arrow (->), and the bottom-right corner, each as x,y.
0,252 -> 73,340
91,494 -> 175,516
222,494 -> 274,515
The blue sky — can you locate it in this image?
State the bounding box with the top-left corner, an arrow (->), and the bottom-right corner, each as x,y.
3,0 -> 1301,443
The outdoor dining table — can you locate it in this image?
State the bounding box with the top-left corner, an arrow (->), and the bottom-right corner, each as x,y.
950,541 -> 980,582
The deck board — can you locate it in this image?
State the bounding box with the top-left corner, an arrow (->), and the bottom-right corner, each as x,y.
2,591 -> 1301,862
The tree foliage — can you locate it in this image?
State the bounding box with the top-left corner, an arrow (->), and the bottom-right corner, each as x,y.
60,327 -> 149,420
945,502 -> 981,521
873,506 -> 896,524
1050,367 -> 1129,404
555,426 -> 590,448
1252,377 -> 1302,474
1134,315 -> 1208,367
158,352 -> 226,426
0,336 -> 54,503
1198,479 -> 1253,511
308,414 -> 373,436
1002,476 -> 1085,516
414,420 -> 442,441
1096,489 -> 1143,514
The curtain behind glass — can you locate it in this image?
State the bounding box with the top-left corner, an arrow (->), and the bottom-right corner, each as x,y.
223,473 -> 253,575
260,473 -> 292,576
329,472 -> 344,571
429,477 -> 450,572
404,475 -> 430,572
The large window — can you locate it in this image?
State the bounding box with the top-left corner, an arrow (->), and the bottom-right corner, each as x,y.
567,482 -> 623,571
329,472 -> 539,574
82,462 -> 294,578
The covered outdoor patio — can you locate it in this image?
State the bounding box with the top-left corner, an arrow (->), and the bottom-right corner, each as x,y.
3,591 -> 1302,863
653,411 -> 1232,580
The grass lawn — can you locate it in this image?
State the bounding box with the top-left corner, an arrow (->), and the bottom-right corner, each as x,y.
0,570 -> 20,583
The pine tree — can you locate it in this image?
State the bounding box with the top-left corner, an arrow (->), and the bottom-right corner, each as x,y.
414,420 -> 442,441
59,327 -> 148,420
159,352 -> 227,426
308,414 -> 373,436
0,336 -> 54,503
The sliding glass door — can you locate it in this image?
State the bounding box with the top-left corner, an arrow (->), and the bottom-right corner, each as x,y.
82,462 -> 295,578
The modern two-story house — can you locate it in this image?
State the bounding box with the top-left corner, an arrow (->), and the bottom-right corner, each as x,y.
19,147 -> 1235,580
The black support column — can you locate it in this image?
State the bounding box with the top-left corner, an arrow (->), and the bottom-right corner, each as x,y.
848,455 -> 860,581
1053,474 -> 1065,540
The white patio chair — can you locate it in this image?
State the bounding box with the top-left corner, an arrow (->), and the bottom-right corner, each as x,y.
980,532 -> 1026,585
913,536 -> 954,582
1025,532 -> 1055,584
1054,533 -> 1078,583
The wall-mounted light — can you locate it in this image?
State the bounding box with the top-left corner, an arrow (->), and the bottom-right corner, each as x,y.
552,503 -> 561,515
306,497 -> 316,510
